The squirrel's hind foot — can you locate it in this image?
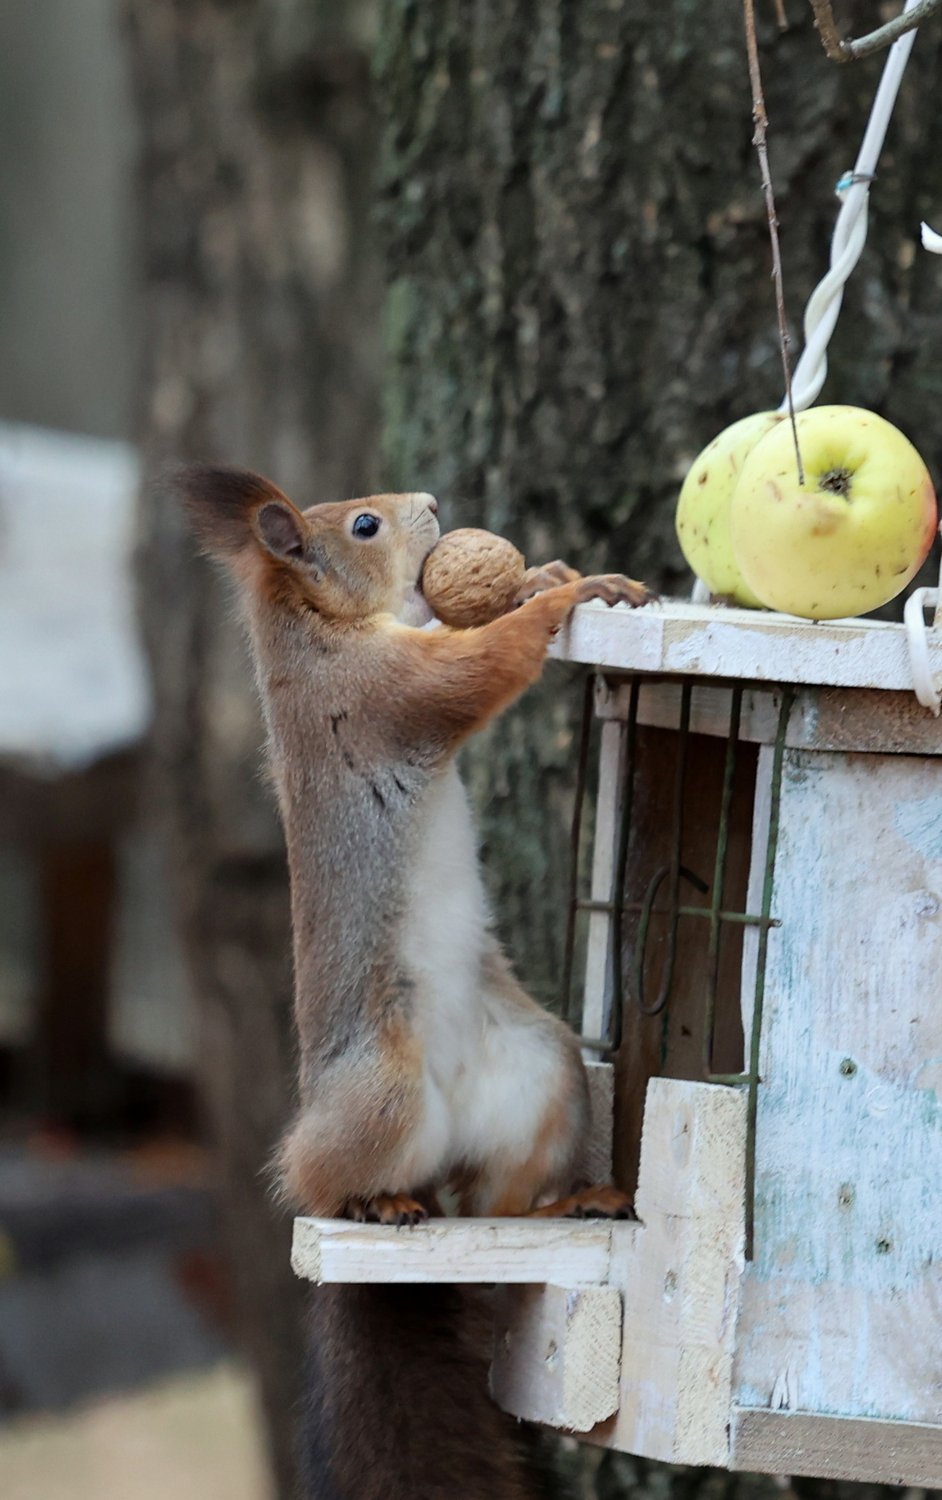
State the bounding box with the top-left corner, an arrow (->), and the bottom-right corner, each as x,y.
529,1184 -> 637,1221
343,1193 -> 429,1227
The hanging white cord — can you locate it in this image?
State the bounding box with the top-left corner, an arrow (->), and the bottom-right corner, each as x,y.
783,0 -> 922,414
905,585 -> 941,713
920,110 -> 942,703
775,2 -> 942,712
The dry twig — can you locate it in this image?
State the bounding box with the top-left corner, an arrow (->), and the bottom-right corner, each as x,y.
743,0 -> 804,481
809,0 -> 846,58
809,0 -> 941,62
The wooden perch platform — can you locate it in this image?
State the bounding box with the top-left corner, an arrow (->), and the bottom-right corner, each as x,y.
292,1215 -> 637,1286
291,1079 -> 747,1445
553,598 -> 939,691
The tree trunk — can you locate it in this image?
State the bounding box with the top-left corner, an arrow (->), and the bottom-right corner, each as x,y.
375,0 -> 942,998
125,2 -> 380,1493
375,1 -> 942,1495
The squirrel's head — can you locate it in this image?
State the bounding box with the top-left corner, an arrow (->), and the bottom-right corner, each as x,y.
179,466 -> 440,621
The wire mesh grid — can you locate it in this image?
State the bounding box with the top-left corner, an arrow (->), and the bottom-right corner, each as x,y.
563,672 -> 795,1257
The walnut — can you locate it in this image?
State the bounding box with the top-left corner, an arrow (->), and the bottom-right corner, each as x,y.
420,528 -> 526,628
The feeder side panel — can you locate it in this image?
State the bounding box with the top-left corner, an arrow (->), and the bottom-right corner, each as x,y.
733,748 -> 942,1427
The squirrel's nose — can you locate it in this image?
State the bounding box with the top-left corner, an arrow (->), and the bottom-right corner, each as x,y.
415,492 -> 438,516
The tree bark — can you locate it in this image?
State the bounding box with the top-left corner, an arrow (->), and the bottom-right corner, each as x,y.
375,2 -> 942,1495
125,3 -> 380,1493
375,0 -> 942,1001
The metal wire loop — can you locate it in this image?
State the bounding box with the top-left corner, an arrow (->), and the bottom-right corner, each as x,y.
632,862 -> 710,1016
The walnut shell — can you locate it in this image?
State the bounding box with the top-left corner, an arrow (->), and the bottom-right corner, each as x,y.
420,528 -> 527,628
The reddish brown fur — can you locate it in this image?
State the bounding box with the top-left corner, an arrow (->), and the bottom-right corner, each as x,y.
177,464 -> 646,1223
277,1015 -> 426,1217
179,464 -> 648,1499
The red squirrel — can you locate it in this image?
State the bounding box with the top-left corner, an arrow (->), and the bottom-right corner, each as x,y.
181,466 -> 652,1497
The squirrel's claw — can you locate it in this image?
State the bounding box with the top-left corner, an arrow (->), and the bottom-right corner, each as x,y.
527,1183 -> 637,1220
563,1185 -> 637,1220
344,1193 -> 429,1227
575,574 -> 657,610
514,568 -> 657,612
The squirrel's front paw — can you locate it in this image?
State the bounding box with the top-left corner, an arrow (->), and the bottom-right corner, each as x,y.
512,559 -> 582,607
344,1193 -> 429,1227
576,574 -> 656,609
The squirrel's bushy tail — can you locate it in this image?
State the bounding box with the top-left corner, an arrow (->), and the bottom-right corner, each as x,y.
300,1285 -> 564,1500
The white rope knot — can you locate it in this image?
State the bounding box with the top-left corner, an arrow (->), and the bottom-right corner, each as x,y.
778,0 -> 942,714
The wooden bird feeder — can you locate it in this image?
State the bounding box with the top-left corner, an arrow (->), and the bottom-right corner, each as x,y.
293,597 -> 942,1487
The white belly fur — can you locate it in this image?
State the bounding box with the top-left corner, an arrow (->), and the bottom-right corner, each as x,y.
396,763 -> 567,1187
399,762 -> 490,1103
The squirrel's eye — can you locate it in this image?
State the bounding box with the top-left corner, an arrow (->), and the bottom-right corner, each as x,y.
352,513 -> 381,539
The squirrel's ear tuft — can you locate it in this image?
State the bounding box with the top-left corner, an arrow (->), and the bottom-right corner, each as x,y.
176,465 -> 295,558
255,501 -> 306,561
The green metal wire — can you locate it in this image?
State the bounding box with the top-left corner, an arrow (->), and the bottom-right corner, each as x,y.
608,680 -> 639,1051
742,686 -> 794,1260
632,683 -> 693,1017
576,900 -> 776,927
561,672 -> 598,1028
703,687 -> 743,1077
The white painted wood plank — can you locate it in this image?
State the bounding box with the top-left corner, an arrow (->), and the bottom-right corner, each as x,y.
621,680 -> 784,742
491,1284 -> 623,1431
740,744 -> 774,1047
633,1077 -> 747,1225
581,710 -> 626,1047
291,1216 -> 619,1286
602,679 -> 942,756
552,598 -> 942,693
731,1408 -> 942,1487
594,1078 -> 747,1467
734,750 -> 942,1427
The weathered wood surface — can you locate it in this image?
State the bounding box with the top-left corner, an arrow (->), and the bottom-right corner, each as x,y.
555,600 -> 942,694
734,749 -> 942,1427
491,1284 -> 622,1432
593,1078 -> 747,1466
582,706 -> 629,1049
602,678 -> 942,756
583,1059 -> 614,1185
489,1080 -> 745,1456
731,1408 -> 942,1487
292,1216 -> 629,1287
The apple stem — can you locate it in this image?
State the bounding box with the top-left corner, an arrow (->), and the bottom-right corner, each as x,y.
819,467 -> 853,496
742,0 -> 805,486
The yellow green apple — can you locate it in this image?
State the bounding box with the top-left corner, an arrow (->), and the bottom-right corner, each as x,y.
675,412 -> 784,606
730,405 -> 938,620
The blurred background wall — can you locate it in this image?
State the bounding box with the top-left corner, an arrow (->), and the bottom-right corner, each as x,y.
0,2 -> 382,1496
0,4 -> 266,1495
0,0 -> 138,440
